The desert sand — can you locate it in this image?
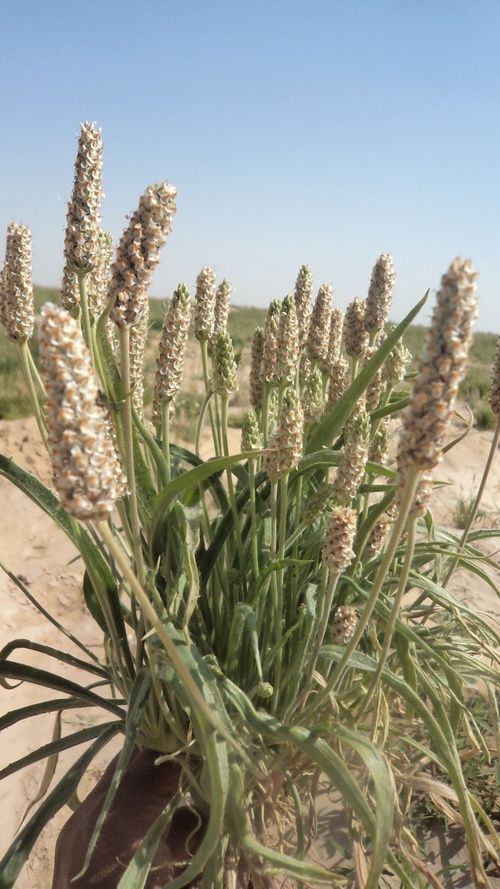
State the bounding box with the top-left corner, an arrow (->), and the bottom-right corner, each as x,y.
0,416 -> 499,887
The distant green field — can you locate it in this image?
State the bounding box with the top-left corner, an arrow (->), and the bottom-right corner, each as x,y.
0,287 -> 496,425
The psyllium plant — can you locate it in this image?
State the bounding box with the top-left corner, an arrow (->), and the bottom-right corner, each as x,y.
0,124 -> 499,889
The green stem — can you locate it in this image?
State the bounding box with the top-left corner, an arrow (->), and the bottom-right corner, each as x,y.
77,271 -> 96,373
221,396 -> 246,593
195,391 -> 214,457
118,326 -> 146,589
297,467 -> 420,720
248,460 -> 260,582
161,400 -> 172,482
442,418 -> 500,587
271,472 -> 289,712
26,345 -> 45,399
356,517 -> 417,722
17,341 -> 48,447
97,522 -> 243,754
306,569 -> 339,690
261,383 -> 270,443
290,476 -> 303,605
200,337 -> 221,456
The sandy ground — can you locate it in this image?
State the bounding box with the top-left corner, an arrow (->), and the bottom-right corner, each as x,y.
0,416 -> 499,887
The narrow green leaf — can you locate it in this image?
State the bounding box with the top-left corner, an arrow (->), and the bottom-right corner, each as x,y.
0,721 -> 121,781
0,723 -> 120,889
150,451 -> 262,560
0,639 -> 107,679
117,790 -> 183,889
74,670 -> 151,879
19,712 -> 62,824
0,455 -> 74,538
0,561 -> 100,664
0,698 -> 92,732
0,661 -> 126,718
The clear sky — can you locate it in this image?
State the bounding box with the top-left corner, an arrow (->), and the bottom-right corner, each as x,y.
1,0 -> 499,331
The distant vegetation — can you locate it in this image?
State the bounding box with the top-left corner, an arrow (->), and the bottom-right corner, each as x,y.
0,288 -> 496,426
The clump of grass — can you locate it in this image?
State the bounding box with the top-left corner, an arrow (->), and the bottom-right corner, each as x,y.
474,400 -> 496,430
452,494 -> 477,529
0,124 -> 499,889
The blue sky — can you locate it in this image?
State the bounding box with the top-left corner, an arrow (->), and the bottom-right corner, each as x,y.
1,1 -> 499,331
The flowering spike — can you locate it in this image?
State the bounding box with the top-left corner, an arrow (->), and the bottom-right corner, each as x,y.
63,122 -> 103,275
264,386 -> 303,480
250,327 -> 264,411
214,278 -> 231,336
307,283 -> 332,365
365,254 -> 395,337
194,265 -> 216,342
211,331 -> 238,396
0,224 -> 34,342
276,295 -> 299,385
40,303 -> 124,521
322,507 -> 357,574
153,284 -> 191,418
397,257 -> 477,491
109,182 -> 177,328
293,264 -> 313,349
241,411 -> 262,451
262,299 -> 281,384
344,298 -> 368,358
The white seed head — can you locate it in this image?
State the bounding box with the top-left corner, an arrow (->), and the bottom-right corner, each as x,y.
383,333 -> 412,388
325,307 -> 344,371
194,265 -> 216,341
264,386 -> 303,480
331,605 -> 358,644
322,508 -> 357,574
363,346 -> 385,412
40,303 -> 124,521
214,278 -> 231,337
333,407 -> 370,503
0,224 -> 34,342
344,298 -> 368,357
64,122 -> 103,274
369,417 -> 391,467
366,513 -> 392,557
262,299 -> 281,384
129,302 -> 149,415
109,181 -> 177,327
88,230 -> 114,319
276,295 -> 299,385
365,254 -> 395,336
409,472 -> 433,518
153,284 -> 191,417
326,357 -> 349,411
397,257 -> 477,491
293,264 -> 313,349
301,365 -> 324,422
307,283 -> 332,365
